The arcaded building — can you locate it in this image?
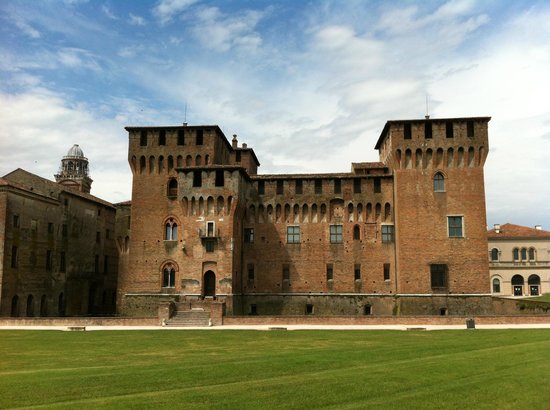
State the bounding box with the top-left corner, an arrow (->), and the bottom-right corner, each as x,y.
488,223 -> 550,297
0,145 -> 118,317
119,116 -> 492,319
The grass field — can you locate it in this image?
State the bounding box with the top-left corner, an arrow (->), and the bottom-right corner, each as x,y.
1,329 -> 549,409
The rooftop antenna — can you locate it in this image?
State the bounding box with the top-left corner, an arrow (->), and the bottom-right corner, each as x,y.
425,94 -> 430,119
183,102 -> 188,126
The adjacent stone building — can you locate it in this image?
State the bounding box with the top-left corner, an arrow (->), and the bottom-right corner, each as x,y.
0,146 -> 118,317
488,223 -> 550,297
119,116 -> 493,319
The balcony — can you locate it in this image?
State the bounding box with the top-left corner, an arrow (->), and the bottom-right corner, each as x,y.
199,228 -> 221,240
489,261 -> 550,268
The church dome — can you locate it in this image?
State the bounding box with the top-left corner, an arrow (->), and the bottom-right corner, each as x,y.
67,144 -> 84,157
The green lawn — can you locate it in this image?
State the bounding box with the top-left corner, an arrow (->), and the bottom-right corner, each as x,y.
1,329 -> 549,409
522,294 -> 550,303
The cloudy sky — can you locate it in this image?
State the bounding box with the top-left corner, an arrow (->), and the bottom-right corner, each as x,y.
1,0 -> 549,229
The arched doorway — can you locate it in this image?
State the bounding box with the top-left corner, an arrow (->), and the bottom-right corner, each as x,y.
26,295 -> 34,317
528,275 -> 541,296
11,295 -> 19,317
203,271 -> 216,298
511,275 -> 524,296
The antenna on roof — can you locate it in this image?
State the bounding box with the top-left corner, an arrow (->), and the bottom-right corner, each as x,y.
425,94 -> 430,119
184,102 -> 188,123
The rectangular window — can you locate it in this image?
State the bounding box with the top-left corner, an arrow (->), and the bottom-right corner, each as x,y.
159,130 -> 166,146
207,221 -> 215,237
96,231 -> 101,243
258,180 -> 264,195
103,255 -> 109,274
353,179 -> 361,194
277,180 -> 284,195
177,129 -> 185,145
374,178 -> 381,193
205,240 -> 215,252
105,229 -> 110,239
196,130 -> 203,145
249,304 -> 257,315
193,171 -> 202,187
446,121 -> 454,138
315,179 -> 322,194
46,250 -> 52,270
215,170 -> 224,187
60,252 -> 66,272
95,255 -> 99,274
244,228 -> 254,243
140,130 -> 147,146
295,179 -> 302,194
334,179 -> 341,194
326,264 -> 333,281
381,225 -> 394,243
430,264 -> 448,289
404,123 -> 412,139
448,216 -> 464,237
467,120 -> 475,138
330,225 -> 343,243
306,304 -> 314,315
235,150 -> 241,162
247,264 -> 255,281
62,224 -> 68,237
13,215 -> 20,228
383,263 -> 390,281
11,245 -> 18,268
283,264 -> 290,281
424,121 -> 432,139
354,264 -> 361,280
48,222 -> 54,234
287,226 -> 300,244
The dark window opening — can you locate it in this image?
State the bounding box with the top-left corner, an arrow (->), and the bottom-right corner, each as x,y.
364,305 -> 372,315
353,225 -> 360,240
334,179 -> 341,194
404,123 -> 412,140
106,229 -> 110,239
140,130 -> 147,146
205,240 -> 215,253
196,130 -> 203,145
258,180 -> 264,195
159,130 -> 166,146
48,222 -> 54,234
247,264 -> 255,281
440,308 -> 448,316
295,179 -> 303,194
353,179 -> 361,193
277,180 -> 284,195
306,304 -> 314,315
446,122 -> 454,138
326,264 -> 333,281
235,150 -> 241,162
467,121 -> 475,138
434,173 -> 445,192
163,268 -> 175,288
249,304 -> 257,315
177,129 -> 185,145
490,248 -> 499,261
374,178 -> 381,193
383,263 -> 390,281
244,228 -> 254,243
11,245 -> 18,268
60,252 -> 66,272
62,224 -> 68,237
283,265 -> 290,281
193,171 -> 202,187
492,278 -> 501,293
95,255 -> 99,274
354,264 -> 361,280
431,264 -> 448,289
13,215 -> 20,228
168,178 -> 178,198
46,250 -> 52,270
315,179 -> 322,194
424,121 -> 432,139
96,231 -> 101,243
103,256 -> 109,274
215,170 -> 224,187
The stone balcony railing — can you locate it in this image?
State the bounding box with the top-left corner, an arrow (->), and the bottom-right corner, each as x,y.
490,261 -> 550,268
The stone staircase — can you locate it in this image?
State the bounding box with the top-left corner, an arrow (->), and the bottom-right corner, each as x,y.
165,309 -> 210,327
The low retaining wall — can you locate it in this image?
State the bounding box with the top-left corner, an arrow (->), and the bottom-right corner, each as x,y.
0,317 -> 158,327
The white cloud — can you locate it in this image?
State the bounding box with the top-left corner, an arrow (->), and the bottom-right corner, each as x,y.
129,13 -> 146,26
57,48 -> 102,71
101,4 -> 118,20
152,0 -> 198,25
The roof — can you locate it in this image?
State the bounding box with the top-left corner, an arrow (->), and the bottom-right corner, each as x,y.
488,223 -> 550,239
374,116 -> 492,149
65,144 -> 85,158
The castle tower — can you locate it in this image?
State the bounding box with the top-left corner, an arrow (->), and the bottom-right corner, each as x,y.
55,144 -> 93,193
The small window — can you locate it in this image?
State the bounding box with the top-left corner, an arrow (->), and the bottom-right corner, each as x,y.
448,216 -> 463,237
381,225 -> 394,243
529,248 -> 536,261
46,250 -> 52,270
103,255 -> 109,274
446,122 -> 454,138
430,264 -> 448,289
334,179 -> 341,194
105,229 -> 110,239
315,180 -> 322,194
95,255 -> 99,274
60,252 -> 66,272
326,264 -> 333,281
249,304 -> 257,315
277,180 -> 284,195
467,121 -> 474,138
434,173 -> 445,192
404,123 -> 412,140
513,248 -> 519,261
330,225 -> 343,243
364,305 -> 372,315
206,221 -> 215,237
283,265 -> 290,281
13,215 -> 20,228
193,171 -> 202,187
165,219 -> 178,241
215,170 -> 224,187
48,222 -> 54,234
11,245 -> 18,268
62,224 -> 68,237
159,130 -> 166,146
295,179 -> 303,194
96,231 -> 101,244
205,240 -> 215,252
258,180 -> 265,195
177,129 -> 185,145
521,248 -> 527,261
383,263 -> 390,281
424,121 -> 432,139
353,179 -> 361,193
353,225 -> 360,240
287,226 -> 300,244
492,278 -> 501,293
235,151 -> 241,162
196,130 -> 203,145
140,130 -> 147,146
247,264 -> 255,281
490,248 -> 499,261
163,267 -> 175,288
354,264 -> 361,281
168,178 -> 178,198
373,178 -> 381,193
244,228 -> 254,243
306,304 -> 314,315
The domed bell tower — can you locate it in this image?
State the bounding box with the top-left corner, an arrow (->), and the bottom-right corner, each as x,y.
55,144 -> 93,193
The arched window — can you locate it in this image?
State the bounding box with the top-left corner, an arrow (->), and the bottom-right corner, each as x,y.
490,248 -> 499,261
492,278 -> 501,293
529,248 -> 536,261
433,172 -> 445,192
521,248 -> 527,261
528,274 -> 541,296
165,218 -> 178,241
162,265 -> 176,288
353,225 -> 360,240
513,248 -> 519,261
167,179 -> 178,198
511,274 -> 524,296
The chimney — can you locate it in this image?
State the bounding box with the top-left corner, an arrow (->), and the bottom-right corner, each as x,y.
183,122 -> 188,127
494,224 -> 501,234
535,225 -> 542,230
242,143 -> 248,149
232,134 -> 238,149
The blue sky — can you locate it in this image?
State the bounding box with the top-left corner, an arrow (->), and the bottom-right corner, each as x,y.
1,0 -> 549,229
